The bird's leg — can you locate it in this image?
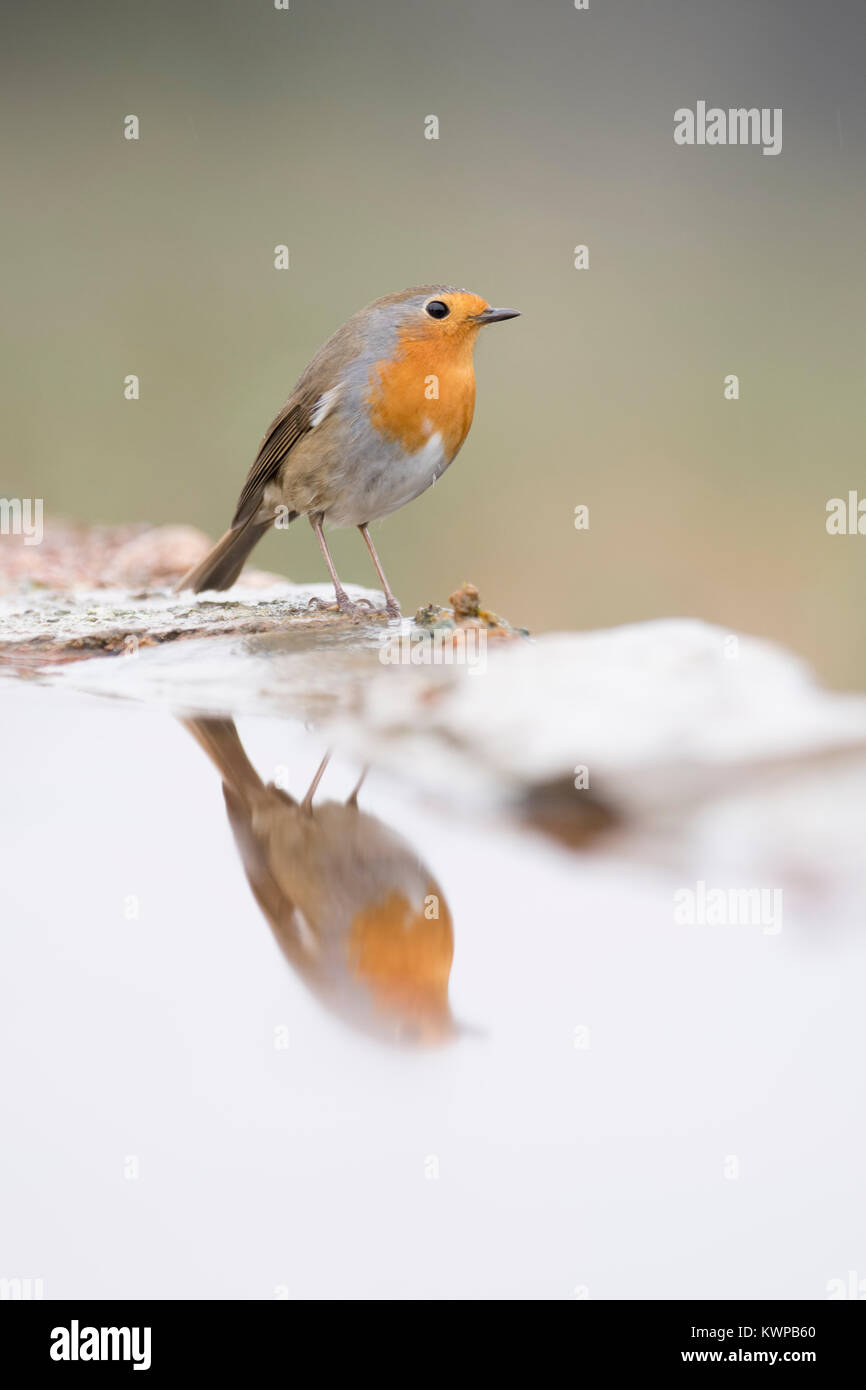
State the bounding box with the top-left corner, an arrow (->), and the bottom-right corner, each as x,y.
358,524 -> 401,618
346,767 -> 368,807
301,750 -> 331,814
308,513 -> 371,615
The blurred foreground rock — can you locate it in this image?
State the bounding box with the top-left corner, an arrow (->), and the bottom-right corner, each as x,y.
326,621 -> 866,915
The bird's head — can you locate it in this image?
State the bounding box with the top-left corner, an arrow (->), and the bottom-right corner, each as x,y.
389,286 -> 520,347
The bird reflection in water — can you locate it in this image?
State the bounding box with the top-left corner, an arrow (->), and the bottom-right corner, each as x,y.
182,718 -> 456,1046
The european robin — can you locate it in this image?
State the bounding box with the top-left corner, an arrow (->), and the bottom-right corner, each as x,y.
177,286 -> 519,617
183,717 -> 456,1045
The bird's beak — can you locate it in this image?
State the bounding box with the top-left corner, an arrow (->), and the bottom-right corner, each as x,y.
473,306 -> 521,324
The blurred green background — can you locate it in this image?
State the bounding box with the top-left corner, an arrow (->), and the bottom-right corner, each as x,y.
3,0 -> 865,683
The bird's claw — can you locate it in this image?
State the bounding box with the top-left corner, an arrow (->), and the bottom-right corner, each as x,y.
307,592 -> 399,622
335,592 -> 379,621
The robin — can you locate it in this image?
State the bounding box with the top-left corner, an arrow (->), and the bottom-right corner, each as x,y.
176,286 -> 519,617
182,716 -> 457,1045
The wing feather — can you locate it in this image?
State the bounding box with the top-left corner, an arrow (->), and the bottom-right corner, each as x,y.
231,401 -> 313,528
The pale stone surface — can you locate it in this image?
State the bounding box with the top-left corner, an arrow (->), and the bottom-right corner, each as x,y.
0,580 -> 389,668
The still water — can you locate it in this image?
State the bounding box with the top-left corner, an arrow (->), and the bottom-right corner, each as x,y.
1,678 -> 863,1299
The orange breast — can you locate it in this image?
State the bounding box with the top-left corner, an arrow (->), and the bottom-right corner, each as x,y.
365,333 -> 476,457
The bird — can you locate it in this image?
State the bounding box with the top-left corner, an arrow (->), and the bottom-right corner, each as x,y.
176,286 -> 519,617
182,716 -> 457,1045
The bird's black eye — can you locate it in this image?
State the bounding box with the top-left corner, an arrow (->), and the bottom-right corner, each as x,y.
425,299 -> 450,319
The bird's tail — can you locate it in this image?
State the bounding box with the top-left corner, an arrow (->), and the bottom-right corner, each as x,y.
180,716 -> 264,807
175,518 -> 272,594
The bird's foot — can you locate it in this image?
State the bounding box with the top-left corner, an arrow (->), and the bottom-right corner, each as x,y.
306,591 -> 391,622
383,597 -> 402,620
305,595 -> 336,614
332,589 -> 377,620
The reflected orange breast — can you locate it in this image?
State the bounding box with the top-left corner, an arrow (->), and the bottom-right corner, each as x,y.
347,885 -> 454,1020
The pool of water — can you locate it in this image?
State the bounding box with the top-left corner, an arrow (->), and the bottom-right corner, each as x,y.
1,677 -> 863,1298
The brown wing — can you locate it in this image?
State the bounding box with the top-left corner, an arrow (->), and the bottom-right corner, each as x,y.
231,399 -> 313,528
229,302 -> 368,528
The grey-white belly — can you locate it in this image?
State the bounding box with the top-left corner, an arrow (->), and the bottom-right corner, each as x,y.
260,379 -> 456,529
325,429 -> 448,527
